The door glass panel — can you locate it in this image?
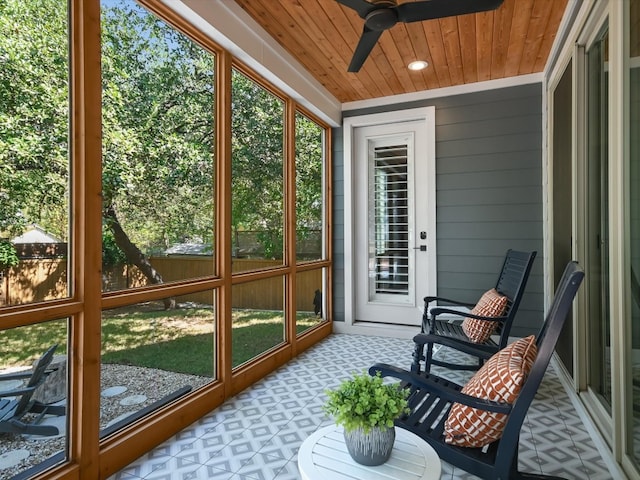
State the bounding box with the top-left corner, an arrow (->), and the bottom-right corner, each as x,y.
553,59 -> 574,375
0,319 -> 69,478
628,0 -> 640,467
586,24 -> 611,412
369,141 -> 412,303
0,0 -> 70,306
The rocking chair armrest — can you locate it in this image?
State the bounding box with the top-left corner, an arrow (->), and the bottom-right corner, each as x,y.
424,296 -> 475,308
412,333 -> 496,360
369,363 -> 513,415
370,362 -> 463,390
429,307 -> 471,319
431,308 -> 508,325
425,306 -> 471,332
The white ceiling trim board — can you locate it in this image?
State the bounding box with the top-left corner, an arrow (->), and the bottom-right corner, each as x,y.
342,72 -> 544,112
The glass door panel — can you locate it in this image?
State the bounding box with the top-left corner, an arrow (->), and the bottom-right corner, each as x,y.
369,141 -> 412,304
552,59 -> 574,374
628,0 -> 640,467
586,24 -> 612,412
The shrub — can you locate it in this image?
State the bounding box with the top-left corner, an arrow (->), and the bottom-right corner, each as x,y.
0,239 -> 19,270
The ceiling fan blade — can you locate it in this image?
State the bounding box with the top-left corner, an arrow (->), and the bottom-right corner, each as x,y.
348,26 -> 383,72
335,0 -> 378,19
397,0 -> 504,23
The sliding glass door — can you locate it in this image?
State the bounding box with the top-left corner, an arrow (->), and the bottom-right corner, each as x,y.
627,0 -> 640,468
585,24 -> 612,415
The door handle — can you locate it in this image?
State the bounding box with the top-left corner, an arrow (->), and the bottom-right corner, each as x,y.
413,245 -> 427,251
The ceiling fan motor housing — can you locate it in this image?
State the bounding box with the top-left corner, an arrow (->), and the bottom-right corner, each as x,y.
365,8 -> 398,31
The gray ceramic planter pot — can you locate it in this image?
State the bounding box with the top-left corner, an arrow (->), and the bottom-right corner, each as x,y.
343,426 -> 395,466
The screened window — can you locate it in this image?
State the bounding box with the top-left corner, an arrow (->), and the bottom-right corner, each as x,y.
101,0 -> 215,293
0,0 -> 70,307
231,69 -> 285,272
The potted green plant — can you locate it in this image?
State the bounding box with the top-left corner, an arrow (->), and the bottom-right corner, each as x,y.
323,370 -> 410,466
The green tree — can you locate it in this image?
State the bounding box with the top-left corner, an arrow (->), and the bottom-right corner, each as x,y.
0,0 -> 69,262
231,70 -> 284,259
101,1 -> 215,307
295,112 -> 323,257
1,0 -> 323,296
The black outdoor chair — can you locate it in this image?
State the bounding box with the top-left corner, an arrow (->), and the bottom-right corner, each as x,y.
412,249 -> 536,374
0,344 -> 66,436
371,261 -> 584,480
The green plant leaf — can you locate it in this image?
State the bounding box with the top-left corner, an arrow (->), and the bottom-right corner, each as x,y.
322,371 -> 409,433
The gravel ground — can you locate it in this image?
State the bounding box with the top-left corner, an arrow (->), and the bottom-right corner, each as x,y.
0,364 -> 210,479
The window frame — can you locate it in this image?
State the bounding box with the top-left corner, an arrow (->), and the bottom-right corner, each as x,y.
0,1 -> 333,478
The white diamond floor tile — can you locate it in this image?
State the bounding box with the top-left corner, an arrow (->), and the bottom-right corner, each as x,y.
112,334 -> 615,480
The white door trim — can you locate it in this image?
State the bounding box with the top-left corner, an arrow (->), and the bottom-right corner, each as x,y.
340,107 -> 436,338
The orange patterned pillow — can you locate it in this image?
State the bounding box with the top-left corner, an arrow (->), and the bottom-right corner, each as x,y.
461,288 -> 508,343
443,335 -> 537,447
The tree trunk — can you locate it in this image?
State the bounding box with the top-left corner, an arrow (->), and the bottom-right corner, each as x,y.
104,206 -> 175,309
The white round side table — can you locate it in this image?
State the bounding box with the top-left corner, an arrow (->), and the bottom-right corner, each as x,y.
298,424 -> 441,480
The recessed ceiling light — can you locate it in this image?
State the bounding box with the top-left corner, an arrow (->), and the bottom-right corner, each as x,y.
408,60 -> 429,71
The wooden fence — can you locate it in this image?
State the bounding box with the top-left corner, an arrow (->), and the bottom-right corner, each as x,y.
1,257 -> 322,312
0,259 -> 68,305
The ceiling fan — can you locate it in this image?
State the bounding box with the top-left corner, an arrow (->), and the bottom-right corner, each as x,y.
337,0 -> 505,72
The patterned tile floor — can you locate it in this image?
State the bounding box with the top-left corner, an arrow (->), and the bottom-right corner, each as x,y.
109,334 -> 615,480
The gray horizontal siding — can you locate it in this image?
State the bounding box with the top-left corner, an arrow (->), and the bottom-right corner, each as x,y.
334,83 -> 543,336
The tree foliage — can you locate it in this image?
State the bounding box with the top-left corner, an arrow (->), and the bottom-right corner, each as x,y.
0,239 -> 19,270
101,1 -> 215,255
1,0 -> 324,282
231,70 -> 284,258
0,0 -> 69,262
295,112 -> 324,239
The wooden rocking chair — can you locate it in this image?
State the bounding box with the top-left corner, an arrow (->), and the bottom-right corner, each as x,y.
371,261 -> 584,480
413,249 -> 536,374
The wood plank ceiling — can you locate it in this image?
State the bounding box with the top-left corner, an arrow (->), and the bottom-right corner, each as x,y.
233,0 -> 569,103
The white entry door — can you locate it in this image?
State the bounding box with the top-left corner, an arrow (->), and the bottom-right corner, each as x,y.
351,112 -> 436,326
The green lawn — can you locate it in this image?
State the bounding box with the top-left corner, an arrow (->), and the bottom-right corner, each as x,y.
0,305 -> 323,375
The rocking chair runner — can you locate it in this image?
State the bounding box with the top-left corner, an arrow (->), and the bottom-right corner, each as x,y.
0,344 -> 66,436
371,261 -> 584,480
413,249 -> 536,374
